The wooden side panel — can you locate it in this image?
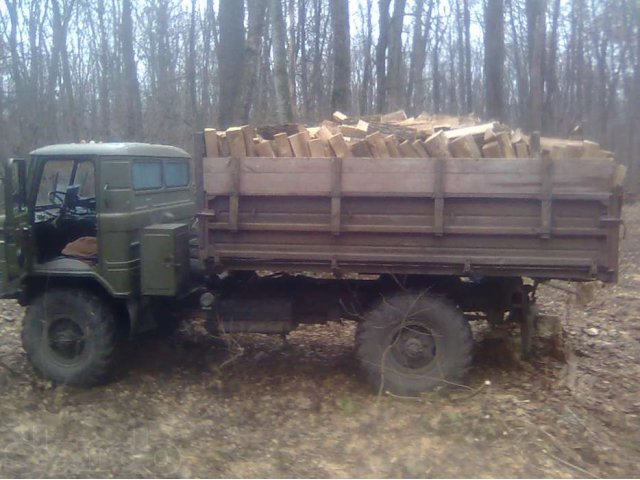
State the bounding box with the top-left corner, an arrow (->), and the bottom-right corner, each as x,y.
199,155 -> 620,281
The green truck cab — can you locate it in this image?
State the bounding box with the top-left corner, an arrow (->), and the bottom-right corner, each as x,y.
1,144 -> 196,385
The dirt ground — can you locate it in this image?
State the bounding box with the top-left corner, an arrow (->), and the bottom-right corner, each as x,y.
1,205 -> 639,478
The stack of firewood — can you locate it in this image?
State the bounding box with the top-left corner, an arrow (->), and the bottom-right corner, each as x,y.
203,110 -> 615,161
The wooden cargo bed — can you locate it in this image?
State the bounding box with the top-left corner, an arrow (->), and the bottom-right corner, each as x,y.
195,154 -> 622,282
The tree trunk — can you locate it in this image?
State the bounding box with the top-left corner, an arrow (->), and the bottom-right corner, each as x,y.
484,0 -> 505,120
271,0 -> 295,122
387,0 -> 407,111
121,0 -> 143,140
375,0 -> 391,113
218,0 -> 245,128
330,0 -> 351,113
527,0 -> 546,133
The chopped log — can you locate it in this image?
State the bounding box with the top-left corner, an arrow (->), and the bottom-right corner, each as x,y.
307,126 -> 321,139
226,127 -> 246,157
256,123 -> 304,139
351,140 -> 373,157
411,140 -> 429,158
514,142 -> 530,158
204,128 -> 219,157
482,141 -> 502,158
582,140 -> 607,158
328,134 -> 353,158
381,110 -> 408,123
333,111 -> 349,123
339,125 -> 368,138
321,120 -> 340,133
317,125 -> 335,143
449,135 -> 482,158
398,140 -> 420,157
424,131 -> 451,158
495,132 -> 516,158
356,119 -> 370,133
289,131 -> 311,157
433,124 -> 452,132
384,136 -> 402,157
308,138 -> 327,157
365,132 -> 391,158
240,125 -> 256,156
254,139 -> 276,158
217,132 -> 230,157
273,132 -> 294,157
361,121 -> 417,141
444,122 -> 499,140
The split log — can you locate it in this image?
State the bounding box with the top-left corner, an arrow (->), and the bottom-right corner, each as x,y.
317,125 -> 335,143
328,134 -> 353,158
333,111 -> 349,123
495,132 -> 516,158
381,110 -> 408,123
384,136 -> 402,157
226,127 -> 246,157
309,138 -> 327,157
289,131 -> 311,157
449,135 -> 482,158
273,132 -> 294,157
398,140 -> 420,157
482,141 -> 502,158
444,122 -> 500,140
424,131 -> 451,158
340,125 -> 368,138
411,140 -> 429,158
217,132 -> 230,157
351,140 -> 373,157
254,139 -> 276,158
365,132 -> 391,158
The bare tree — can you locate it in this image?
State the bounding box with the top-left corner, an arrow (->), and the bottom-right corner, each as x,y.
330,0 -> 351,113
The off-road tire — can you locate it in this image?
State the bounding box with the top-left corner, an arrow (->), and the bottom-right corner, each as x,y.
21,288 -> 121,386
355,293 -> 473,396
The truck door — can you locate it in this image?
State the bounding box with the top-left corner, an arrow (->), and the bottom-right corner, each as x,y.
0,157 -> 29,297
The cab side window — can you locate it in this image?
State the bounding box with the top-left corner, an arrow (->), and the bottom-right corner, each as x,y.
132,159 -> 190,190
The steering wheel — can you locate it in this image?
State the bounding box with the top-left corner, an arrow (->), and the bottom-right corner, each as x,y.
49,191 -> 67,207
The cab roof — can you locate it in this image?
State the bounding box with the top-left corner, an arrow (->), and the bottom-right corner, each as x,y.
30,143 -> 190,159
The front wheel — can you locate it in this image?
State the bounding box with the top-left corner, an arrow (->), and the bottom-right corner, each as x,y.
355,293 -> 473,396
21,288 -> 122,386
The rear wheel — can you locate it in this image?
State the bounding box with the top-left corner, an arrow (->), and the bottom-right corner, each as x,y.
355,293 -> 473,396
21,288 -> 122,386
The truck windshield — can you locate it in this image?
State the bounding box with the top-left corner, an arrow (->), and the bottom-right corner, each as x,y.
36,159 -> 95,209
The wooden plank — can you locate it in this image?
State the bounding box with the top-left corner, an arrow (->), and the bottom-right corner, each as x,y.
398,140 -> 420,157
449,135 -> 482,158
204,128 -> 219,157
309,138 -> 327,157
226,127 -> 247,157
328,134 -> 354,158
331,158 -> 343,235
273,132 -> 294,157
540,153 -> 554,238
289,131 -> 312,157
424,131 -> 451,158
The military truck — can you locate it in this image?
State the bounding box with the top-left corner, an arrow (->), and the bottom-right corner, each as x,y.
0,138 -> 622,395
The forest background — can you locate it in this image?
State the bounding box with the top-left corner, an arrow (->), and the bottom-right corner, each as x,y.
1,0 -> 638,192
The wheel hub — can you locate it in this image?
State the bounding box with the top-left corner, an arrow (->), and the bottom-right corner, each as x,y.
47,317 -> 85,361
392,325 -> 436,369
